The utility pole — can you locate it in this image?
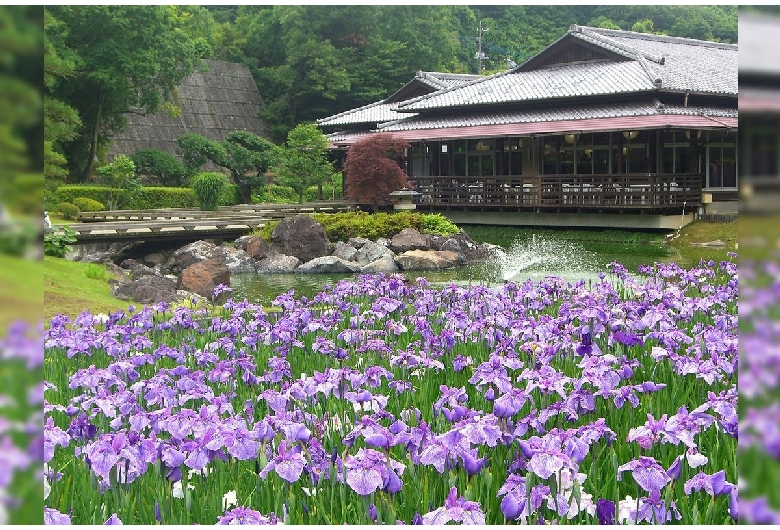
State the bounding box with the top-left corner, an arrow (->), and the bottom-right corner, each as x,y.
476,20 -> 489,75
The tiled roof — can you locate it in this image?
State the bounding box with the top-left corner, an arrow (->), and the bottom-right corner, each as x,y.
317,71 -> 481,127
739,14 -> 780,76
396,26 -> 736,113
317,101 -> 412,127
378,100 -> 737,133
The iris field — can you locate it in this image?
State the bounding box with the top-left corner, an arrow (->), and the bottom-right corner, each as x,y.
41,258 -> 741,525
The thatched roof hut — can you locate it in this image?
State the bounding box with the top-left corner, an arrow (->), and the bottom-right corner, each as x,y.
107,59 -> 269,161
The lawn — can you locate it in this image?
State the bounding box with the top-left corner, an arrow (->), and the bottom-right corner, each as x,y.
43,256 -> 133,324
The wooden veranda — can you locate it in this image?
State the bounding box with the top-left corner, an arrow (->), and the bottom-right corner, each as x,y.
408,173 -> 701,214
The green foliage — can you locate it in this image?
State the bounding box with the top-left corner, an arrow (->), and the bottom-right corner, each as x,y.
176,133 -> 227,175
419,213 -> 460,236
47,5 -> 204,180
272,123 -> 334,203
83,262 -> 108,281
218,183 -> 241,206
177,131 -> 279,203
303,176 -> 343,202
44,225 -> 76,257
190,172 -> 227,211
255,211 -> 460,242
72,197 -> 105,212
55,201 -> 79,220
54,185 -> 196,210
95,155 -> 139,210
130,148 -> 187,187
253,184 -> 299,204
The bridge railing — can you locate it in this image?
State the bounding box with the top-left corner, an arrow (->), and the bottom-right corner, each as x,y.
408,173 -> 701,211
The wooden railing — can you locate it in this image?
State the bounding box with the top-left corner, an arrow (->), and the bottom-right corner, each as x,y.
408,173 -> 702,212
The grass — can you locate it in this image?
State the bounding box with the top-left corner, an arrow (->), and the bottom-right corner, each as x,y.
0,255 -> 43,331
44,256 -> 133,324
665,219 -> 737,250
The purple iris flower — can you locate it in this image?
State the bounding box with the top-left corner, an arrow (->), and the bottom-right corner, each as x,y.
216,507 -> 280,525
596,499 -> 615,525
103,514 -> 123,525
422,486 -> 486,525
44,507 -> 72,525
259,441 -> 306,483
344,448 -> 405,496
368,503 -> 378,523
683,470 -> 732,496
666,455 -> 683,481
498,474 -> 527,520
617,456 -> 671,494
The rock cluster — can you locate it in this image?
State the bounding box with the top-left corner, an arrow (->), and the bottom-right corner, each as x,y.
97,215 -> 500,304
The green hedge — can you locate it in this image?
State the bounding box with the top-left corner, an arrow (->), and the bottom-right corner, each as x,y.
256,211 -> 460,242
54,186 -> 196,210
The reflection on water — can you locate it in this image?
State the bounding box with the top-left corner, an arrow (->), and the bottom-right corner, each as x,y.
230,228 -> 731,306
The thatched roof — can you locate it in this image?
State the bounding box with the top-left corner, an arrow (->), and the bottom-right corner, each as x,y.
107,59 -> 268,160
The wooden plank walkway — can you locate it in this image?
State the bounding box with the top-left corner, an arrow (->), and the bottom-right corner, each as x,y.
76,201 -> 356,222
55,201 -> 356,244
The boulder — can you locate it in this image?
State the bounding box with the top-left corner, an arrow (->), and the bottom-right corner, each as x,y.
390,228 -> 430,253
355,241 -> 395,266
270,215 -> 330,263
430,230 -> 502,263
244,236 -> 272,260
347,237 -> 371,249
128,263 -> 158,280
113,274 -> 179,304
166,240 -> 256,274
233,235 -> 253,251
361,254 -> 399,274
297,256 -> 362,274
256,253 -> 301,274
177,259 -> 230,299
395,249 -> 461,271
332,241 -> 358,262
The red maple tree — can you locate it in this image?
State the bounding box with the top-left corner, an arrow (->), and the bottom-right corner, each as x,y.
343,133 -> 413,210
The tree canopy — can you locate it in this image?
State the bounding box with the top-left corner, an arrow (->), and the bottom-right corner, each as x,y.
43,5 -> 738,186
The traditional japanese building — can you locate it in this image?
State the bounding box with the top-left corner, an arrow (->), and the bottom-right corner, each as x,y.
739,13 -> 780,213
319,25 -> 738,228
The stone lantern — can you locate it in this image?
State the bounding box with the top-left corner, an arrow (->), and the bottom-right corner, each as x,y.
389,187 -> 420,211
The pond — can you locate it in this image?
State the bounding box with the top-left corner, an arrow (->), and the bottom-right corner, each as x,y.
230,225 -> 731,306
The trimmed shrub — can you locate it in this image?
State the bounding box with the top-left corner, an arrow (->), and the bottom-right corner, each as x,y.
56,202 -> 80,220
73,197 -> 105,212
218,183 -> 241,206
131,188 -> 196,209
131,148 -> 187,187
253,184 -> 298,204
190,172 -> 227,211
256,212 -> 460,243
54,186 -> 196,210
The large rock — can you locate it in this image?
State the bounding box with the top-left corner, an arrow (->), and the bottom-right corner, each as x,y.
361,254 -> 399,274
395,249 -> 461,271
256,253 -> 301,274
167,240 -> 256,274
270,215 -> 330,263
347,237 -> 371,249
429,230 -> 502,263
297,256 -> 362,274
355,241 -> 395,266
390,227 -> 430,253
113,274 -> 179,304
332,241 -> 358,262
244,236 -> 272,260
177,259 -> 230,299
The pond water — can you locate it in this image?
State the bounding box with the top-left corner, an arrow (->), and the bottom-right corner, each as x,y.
230,225 -> 731,306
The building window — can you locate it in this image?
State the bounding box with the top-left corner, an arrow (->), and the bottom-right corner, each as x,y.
706,131 -> 737,188
661,130 -> 692,174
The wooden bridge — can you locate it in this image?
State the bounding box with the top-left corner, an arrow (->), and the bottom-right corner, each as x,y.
52,201 -> 355,245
